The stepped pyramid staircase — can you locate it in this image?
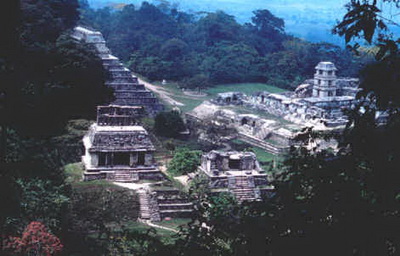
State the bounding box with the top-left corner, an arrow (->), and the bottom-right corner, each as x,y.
228,175 -> 261,202
138,188 -> 193,222
138,188 -> 161,222
155,189 -> 193,219
113,170 -> 139,183
238,132 -> 286,155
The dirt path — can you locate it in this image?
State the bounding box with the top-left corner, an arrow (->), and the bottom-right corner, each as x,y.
138,78 -> 185,107
139,219 -> 179,233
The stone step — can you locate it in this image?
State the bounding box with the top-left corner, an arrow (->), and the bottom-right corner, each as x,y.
159,209 -> 193,213
157,198 -> 191,204
238,133 -> 284,155
158,203 -> 193,210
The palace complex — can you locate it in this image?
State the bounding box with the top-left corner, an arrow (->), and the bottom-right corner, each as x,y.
187,61 -> 357,154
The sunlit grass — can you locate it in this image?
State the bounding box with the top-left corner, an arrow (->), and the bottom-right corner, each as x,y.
156,82 -> 287,113
205,83 -> 286,96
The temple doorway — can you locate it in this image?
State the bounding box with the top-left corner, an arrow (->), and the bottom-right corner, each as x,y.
114,153 -> 130,166
229,159 -> 241,170
138,152 -> 145,165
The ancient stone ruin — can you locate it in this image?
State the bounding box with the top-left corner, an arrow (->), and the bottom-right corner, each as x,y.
71,26 -> 163,115
138,187 -> 193,222
82,108 -> 163,182
82,104 -> 193,221
250,61 -> 359,127
199,151 -> 273,202
186,102 -> 293,154
212,92 -> 245,105
187,61 -> 357,155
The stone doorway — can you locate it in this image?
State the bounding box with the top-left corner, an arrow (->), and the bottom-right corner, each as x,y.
114,153 -> 130,166
229,159 -> 240,170
138,152 -> 145,165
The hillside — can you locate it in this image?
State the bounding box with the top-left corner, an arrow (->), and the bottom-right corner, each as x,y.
86,0 -> 349,45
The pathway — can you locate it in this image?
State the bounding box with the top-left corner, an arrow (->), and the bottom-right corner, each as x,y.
138,78 -> 185,107
138,219 -> 179,233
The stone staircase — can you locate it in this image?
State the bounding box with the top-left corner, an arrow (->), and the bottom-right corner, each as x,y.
155,190 -> 193,219
113,171 -> 139,183
138,188 -> 161,222
228,176 -> 261,202
138,189 -> 151,220
254,127 -> 270,140
138,188 -> 193,222
238,132 -> 287,155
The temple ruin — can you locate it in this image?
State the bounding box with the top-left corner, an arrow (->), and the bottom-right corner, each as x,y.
82,105 -> 193,221
82,105 -> 163,182
250,61 -> 360,127
199,151 -> 273,202
186,102 -> 294,154
187,61 -> 357,155
71,26 -> 163,115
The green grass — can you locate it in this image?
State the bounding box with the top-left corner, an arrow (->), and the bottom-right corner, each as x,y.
229,139 -> 284,166
251,147 -> 278,162
172,95 -> 205,113
158,218 -> 190,230
124,220 -> 185,243
154,81 -> 287,113
205,83 -> 286,96
64,162 -> 119,188
64,162 -> 84,184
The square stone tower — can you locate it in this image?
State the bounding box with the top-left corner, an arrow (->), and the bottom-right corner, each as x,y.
312,61 -> 338,98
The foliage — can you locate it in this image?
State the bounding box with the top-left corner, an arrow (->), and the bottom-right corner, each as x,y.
80,2 -> 362,89
68,185 -> 139,237
167,148 -> 201,176
106,227 -> 173,256
154,111 -> 185,138
176,177 -> 242,256
1,0 -> 111,137
14,179 -> 69,233
0,0 -> 109,254
179,74 -> 211,89
4,221 -> 63,256
334,0 -> 400,109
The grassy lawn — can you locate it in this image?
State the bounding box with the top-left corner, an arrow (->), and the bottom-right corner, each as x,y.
205,83 -> 286,96
64,162 -> 84,184
123,219 -> 190,243
229,139 -> 284,166
64,162 -> 119,188
158,218 -> 190,230
153,81 -> 287,113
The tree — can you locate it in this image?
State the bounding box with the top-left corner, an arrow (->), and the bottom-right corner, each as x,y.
4,221 -> 63,256
180,74 -> 210,89
154,111 -> 185,138
15,179 -> 69,233
251,9 -> 285,38
334,0 -> 400,109
195,11 -> 242,47
167,148 -> 201,176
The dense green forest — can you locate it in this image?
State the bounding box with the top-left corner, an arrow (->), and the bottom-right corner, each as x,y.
78,0 -> 366,89
1,0 -> 400,255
